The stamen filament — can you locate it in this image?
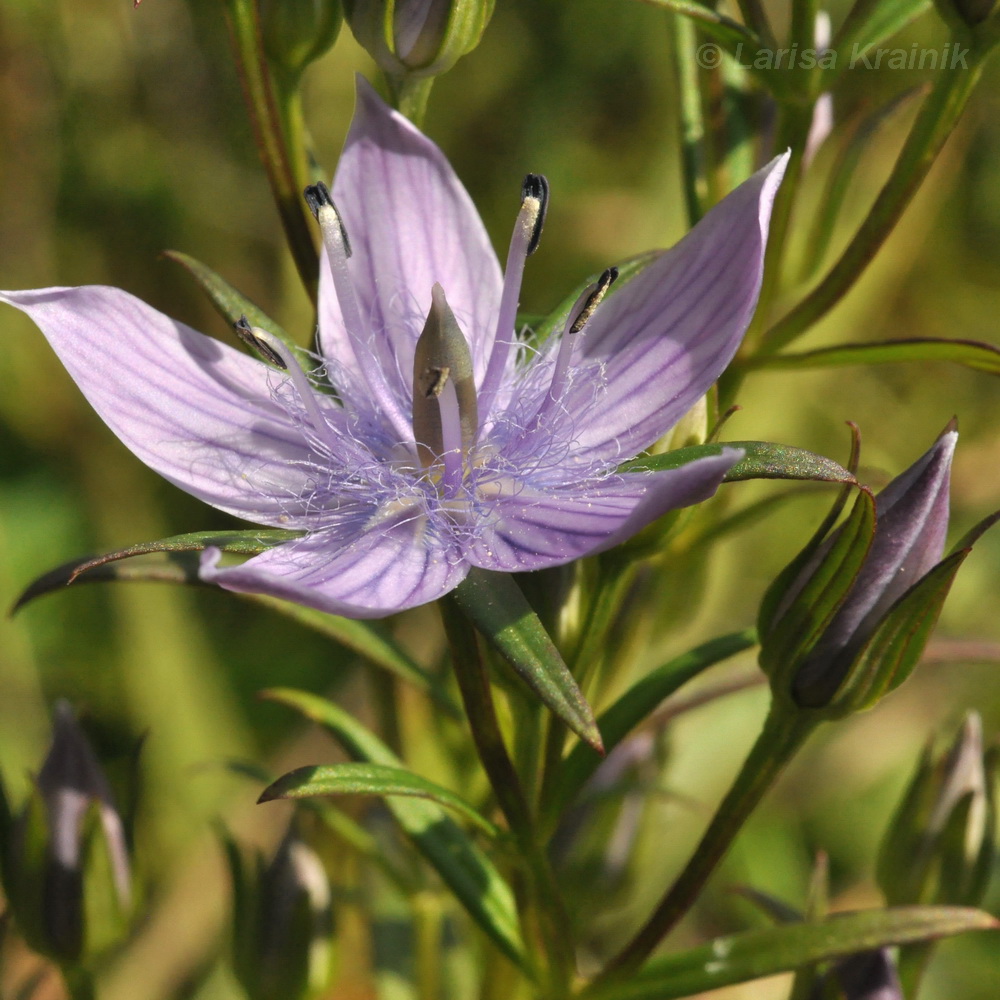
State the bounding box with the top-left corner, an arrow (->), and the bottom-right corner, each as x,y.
304,183 -> 413,444
477,174 -> 549,425
235,319 -> 343,455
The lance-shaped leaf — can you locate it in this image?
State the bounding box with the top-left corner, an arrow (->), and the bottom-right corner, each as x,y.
261,762 -> 501,838
583,907 -> 997,1000
543,631 -> 756,829
450,569 -> 602,752
750,337 -> 1000,376
830,0 -> 933,73
260,687 -> 527,970
12,530 -> 449,706
163,250 -> 310,368
623,441 -> 857,485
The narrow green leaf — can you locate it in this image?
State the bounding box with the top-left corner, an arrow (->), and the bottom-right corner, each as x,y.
163,250 -> 309,364
545,631 -> 756,828
751,338 -> 1000,376
634,0 -> 759,49
585,907 -> 997,1000
623,441 -> 856,485
12,533 -> 451,705
12,530 -> 299,611
260,688 -> 527,970
451,569 -> 603,752
261,762 -> 501,838
846,0 -> 932,62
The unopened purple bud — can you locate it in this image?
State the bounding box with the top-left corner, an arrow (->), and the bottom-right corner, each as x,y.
760,426 -> 967,715
343,0 -> 495,79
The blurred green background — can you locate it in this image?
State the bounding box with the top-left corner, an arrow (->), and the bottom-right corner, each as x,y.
1,1 -> 999,997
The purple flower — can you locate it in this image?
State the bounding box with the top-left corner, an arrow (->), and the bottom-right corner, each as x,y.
1,83 -> 785,618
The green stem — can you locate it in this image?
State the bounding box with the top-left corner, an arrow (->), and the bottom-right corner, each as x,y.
671,13 -> 708,227
385,73 -> 436,128
223,0 -> 319,305
439,599 -> 575,995
760,52 -> 986,354
590,706 -> 815,985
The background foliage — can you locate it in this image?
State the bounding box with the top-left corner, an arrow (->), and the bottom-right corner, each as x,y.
1,1 -> 999,997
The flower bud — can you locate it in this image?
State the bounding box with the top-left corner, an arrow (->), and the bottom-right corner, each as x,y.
227,825 -> 336,1000
759,426 -> 971,718
343,0 -> 495,79
877,713 -> 996,908
0,702 -> 133,967
935,0 -> 1000,29
259,0 -> 343,84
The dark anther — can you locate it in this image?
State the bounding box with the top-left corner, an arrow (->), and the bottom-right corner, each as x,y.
233,316 -> 287,369
303,183 -> 333,218
569,267 -> 619,335
419,365 -> 451,399
521,173 -> 549,256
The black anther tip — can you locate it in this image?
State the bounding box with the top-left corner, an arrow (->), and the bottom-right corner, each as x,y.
521,174 -> 549,257
303,182 -> 333,219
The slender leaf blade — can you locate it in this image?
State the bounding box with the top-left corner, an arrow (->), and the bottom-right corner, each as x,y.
586,907 -> 997,1000
261,688 -> 527,969
451,569 -> 603,752
752,338 -> 1000,375
261,762 -> 501,838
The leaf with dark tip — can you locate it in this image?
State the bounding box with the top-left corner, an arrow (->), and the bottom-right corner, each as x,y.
584,907 -> 997,1000
261,762 -> 501,838
751,338 -> 1000,376
12,531 -> 449,705
260,688 -> 527,970
622,441 -> 856,485
12,530 -> 299,612
451,569 -> 603,752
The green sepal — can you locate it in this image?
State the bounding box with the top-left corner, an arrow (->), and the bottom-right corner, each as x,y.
752,337 -> 1000,376
450,568 -> 602,752
827,549 -> 969,716
260,762 -> 502,839
759,490 -> 876,698
259,0 -> 342,86
583,906 -> 997,1000
163,250 -> 311,370
12,529 -> 302,612
260,688 -> 528,971
621,441 -> 856,485
542,630 -> 756,832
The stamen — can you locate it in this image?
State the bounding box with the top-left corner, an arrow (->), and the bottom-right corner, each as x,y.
528,266 -> 619,431
234,319 -> 342,454
477,173 -> 550,424
304,183 -> 413,443
412,284 -> 478,483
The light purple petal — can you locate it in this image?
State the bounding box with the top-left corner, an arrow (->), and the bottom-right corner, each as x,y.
320,79 -> 503,396
469,450 -> 741,572
560,154 -> 788,466
1,286 -> 319,524
201,512 -> 468,618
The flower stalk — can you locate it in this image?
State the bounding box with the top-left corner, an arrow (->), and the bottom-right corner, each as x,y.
590,706 -> 814,985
